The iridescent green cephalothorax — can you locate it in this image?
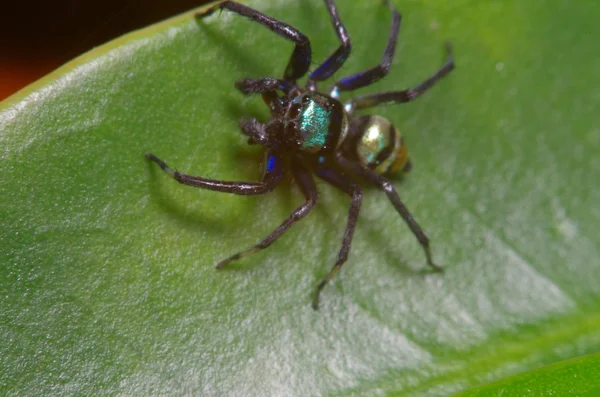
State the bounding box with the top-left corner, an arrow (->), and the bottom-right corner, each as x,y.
285,93 -> 348,154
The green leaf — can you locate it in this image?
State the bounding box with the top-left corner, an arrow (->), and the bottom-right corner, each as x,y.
2,0 -> 599,395
451,353 -> 600,397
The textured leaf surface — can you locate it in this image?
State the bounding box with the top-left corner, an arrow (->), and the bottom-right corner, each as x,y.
451,353 -> 600,397
2,0 -> 600,395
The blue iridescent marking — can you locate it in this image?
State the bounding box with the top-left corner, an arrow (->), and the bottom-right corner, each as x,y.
299,98 -> 331,151
309,53 -> 349,80
337,71 -> 365,87
266,155 -> 277,172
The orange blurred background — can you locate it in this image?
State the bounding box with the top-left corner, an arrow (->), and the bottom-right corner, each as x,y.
1,0 -> 212,101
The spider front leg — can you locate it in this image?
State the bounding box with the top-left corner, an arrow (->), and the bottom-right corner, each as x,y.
145,149 -> 282,195
216,158 -> 318,269
312,165 -> 363,310
336,153 -> 442,272
196,1 -> 311,82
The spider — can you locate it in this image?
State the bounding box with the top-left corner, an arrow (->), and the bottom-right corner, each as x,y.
145,0 -> 454,309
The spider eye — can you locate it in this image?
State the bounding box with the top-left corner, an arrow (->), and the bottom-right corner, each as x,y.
288,103 -> 301,120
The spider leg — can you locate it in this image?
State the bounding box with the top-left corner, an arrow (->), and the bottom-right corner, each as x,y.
312,165 -> 362,310
216,158 -> 318,269
330,0 -> 401,96
336,153 -> 442,271
145,149 -> 282,195
346,43 -> 454,113
235,78 -> 301,113
196,1 -> 311,82
306,0 -> 352,91
235,78 -> 297,95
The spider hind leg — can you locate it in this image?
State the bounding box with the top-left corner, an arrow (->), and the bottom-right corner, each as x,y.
336,153 -> 442,272
216,159 -> 318,269
312,165 -> 363,310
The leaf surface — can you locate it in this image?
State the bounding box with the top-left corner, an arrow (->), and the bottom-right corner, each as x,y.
2,0 -> 600,395
451,354 -> 600,397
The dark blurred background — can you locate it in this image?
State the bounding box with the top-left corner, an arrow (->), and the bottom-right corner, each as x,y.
0,0 -> 213,100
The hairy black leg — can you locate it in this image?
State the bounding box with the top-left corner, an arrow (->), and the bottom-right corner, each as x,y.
236,78 -> 301,114
145,149 -> 282,195
312,166 -> 362,310
306,0 -> 351,91
330,0 -> 401,96
196,1 -> 311,82
336,153 -> 441,271
346,43 -> 454,113
235,78 -> 297,95
216,158 -> 318,269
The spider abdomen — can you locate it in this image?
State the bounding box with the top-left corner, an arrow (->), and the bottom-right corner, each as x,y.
349,115 -> 410,174
285,93 -> 348,154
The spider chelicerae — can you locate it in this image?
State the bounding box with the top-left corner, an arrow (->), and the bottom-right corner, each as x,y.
145,0 -> 454,309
